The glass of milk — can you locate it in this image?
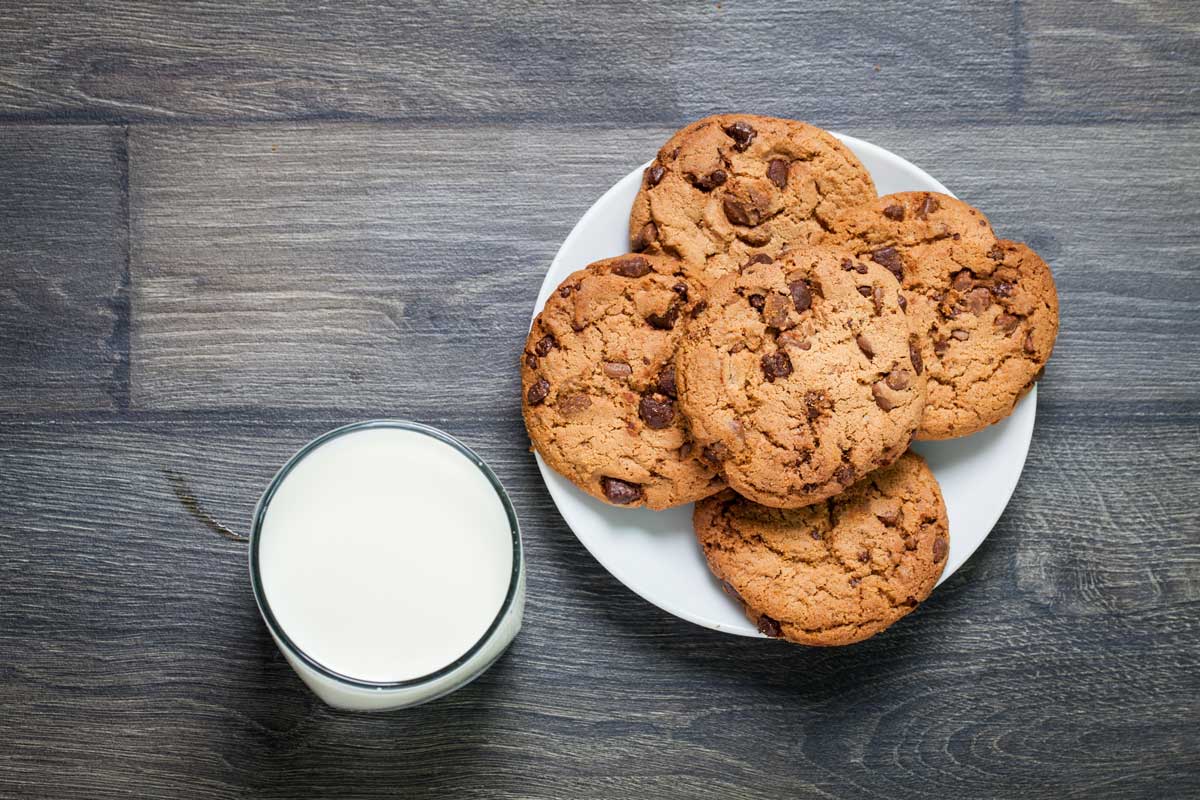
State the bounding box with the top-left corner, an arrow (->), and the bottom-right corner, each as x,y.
249,420 -> 524,711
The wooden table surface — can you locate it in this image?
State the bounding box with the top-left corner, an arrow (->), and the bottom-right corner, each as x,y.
2,2 -> 1197,798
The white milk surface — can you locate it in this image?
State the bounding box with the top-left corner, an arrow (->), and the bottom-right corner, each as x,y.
258,427 -> 515,683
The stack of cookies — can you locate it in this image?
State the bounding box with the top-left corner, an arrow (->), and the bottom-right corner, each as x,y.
523,114 -> 1059,646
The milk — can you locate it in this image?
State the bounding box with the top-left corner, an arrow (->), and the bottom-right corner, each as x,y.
250,422 -> 524,710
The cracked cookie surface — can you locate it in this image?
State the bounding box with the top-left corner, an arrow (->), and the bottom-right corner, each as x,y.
675,246 -> 926,509
694,451 -> 948,646
824,192 -> 1059,439
522,254 -> 725,510
629,114 -> 876,289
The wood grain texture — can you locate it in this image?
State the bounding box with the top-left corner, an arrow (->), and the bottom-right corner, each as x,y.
0,409 -> 1197,799
1023,0 -> 1200,121
127,121 -> 1200,411
2,1 -> 1199,797
0,0 -> 1017,125
2,1 -> 1193,126
0,126 -> 128,411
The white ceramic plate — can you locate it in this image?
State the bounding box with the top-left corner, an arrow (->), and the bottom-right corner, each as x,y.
532,133 -> 1035,637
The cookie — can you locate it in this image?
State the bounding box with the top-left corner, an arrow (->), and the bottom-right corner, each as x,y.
674,245 -> 926,509
629,114 -> 876,288
694,451 -> 949,646
522,254 -> 725,510
824,192 -> 1059,439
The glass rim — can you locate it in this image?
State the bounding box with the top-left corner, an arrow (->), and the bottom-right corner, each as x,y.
248,419 -> 523,691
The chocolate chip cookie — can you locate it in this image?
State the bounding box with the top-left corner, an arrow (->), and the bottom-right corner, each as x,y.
522,254 -> 724,510
694,451 -> 949,646
825,192 -> 1059,439
629,114 -> 877,288
674,246 -> 926,509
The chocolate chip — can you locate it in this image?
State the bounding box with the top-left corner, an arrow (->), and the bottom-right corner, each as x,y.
789,280 -> 812,312
994,313 -> 1020,333
767,158 -> 789,189
858,550 -> 870,563
524,353 -> 538,369
953,232 -> 961,241
612,255 -> 651,277
952,270 -> 975,291
871,247 -> 904,281
883,203 -> 905,221
872,381 -> 897,410
559,393 -> 591,416
748,293 -> 765,310
678,441 -> 693,459
934,339 -> 949,357
723,196 -> 758,227
897,293 -> 907,312
602,361 -> 632,378
646,303 -> 680,330
701,442 -> 730,467
978,219 -> 987,227
558,285 -> 573,298
534,334 -> 557,357
993,281 -> 1014,298
988,244 -> 1005,261
526,378 -> 550,405
876,508 -> 900,526
691,169 -> 727,191
690,300 -> 708,318
932,536 -> 948,562
757,614 -> 782,638
647,163 -> 665,187
909,339 -> 924,375
656,365 -> 677,398
804,391 -> 829,420
810,529 -> 822,540
601,476 -> 643,505
744,253 -> 773,267
857,286 -> 873,298
915,194 -> 940,219
951,329 -> 970,341
639,394 -> 675,429
761,351 -> 793,382
724,121 -> 757,151
856,334 -> 875,359
835,465 -> 856,485
841,258 -> 855,271
967,287 -> 992,314
763,293 -> 794,329
849,576 -> 861,587
671,282 -> 689,301
632,221 -> 658,252
720,580 -> 743,603
886,369 -> 911,390
1024,330 -> 1037,354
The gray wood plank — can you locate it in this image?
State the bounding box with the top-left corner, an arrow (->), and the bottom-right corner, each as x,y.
1023,0 -> 1200,121
0,126 -> 128,411
127,121 -> 1199,412
0,0 -> 1021,125
0,408 -> 1196,799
